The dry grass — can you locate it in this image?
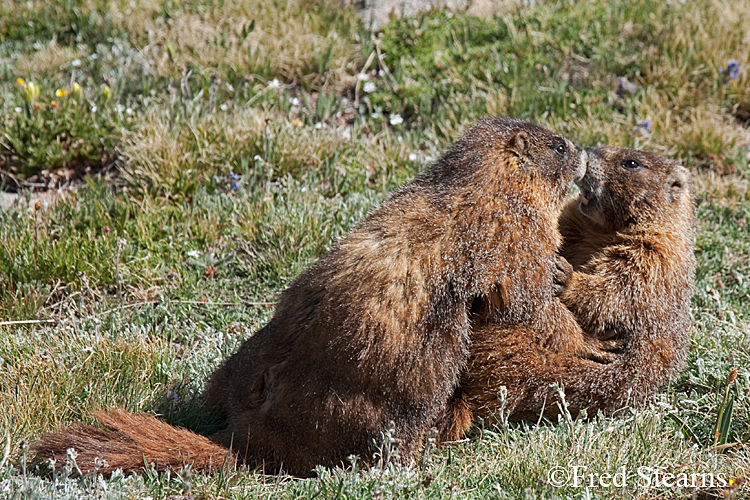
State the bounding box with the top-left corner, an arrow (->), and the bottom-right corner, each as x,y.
694,171 -> 750,204
120,106 -> 270,188
107,0 -> 360,84
5,0 -> 360,91
631,0 -> 750,162
120,101 -> 422,192
537,0 -> 750,168
12,41 -> 81,78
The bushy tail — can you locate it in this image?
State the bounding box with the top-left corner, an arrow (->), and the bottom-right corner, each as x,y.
33,408 -> 235,475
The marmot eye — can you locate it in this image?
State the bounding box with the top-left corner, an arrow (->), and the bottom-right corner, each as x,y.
554,143 -> 567,155
622,159 -> 641,170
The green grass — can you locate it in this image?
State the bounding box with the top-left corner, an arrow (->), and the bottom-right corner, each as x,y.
1,0 -> 749,498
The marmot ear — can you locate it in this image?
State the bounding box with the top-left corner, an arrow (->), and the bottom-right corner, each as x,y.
664,167 -> 688,202
510,130 -> 530,157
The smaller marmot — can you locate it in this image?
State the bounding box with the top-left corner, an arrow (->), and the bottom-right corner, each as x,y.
35,117 -> 606,477
437,145 -> 696,439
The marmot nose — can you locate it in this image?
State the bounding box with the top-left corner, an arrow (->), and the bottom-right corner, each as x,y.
574,148 -> 588,182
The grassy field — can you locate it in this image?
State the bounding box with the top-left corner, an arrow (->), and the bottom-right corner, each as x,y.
1,0 -> 749,498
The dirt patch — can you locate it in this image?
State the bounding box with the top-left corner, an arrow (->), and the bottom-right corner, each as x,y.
0,190 -> 61,212
355,0 -> 521,28
0,161 -> 120,212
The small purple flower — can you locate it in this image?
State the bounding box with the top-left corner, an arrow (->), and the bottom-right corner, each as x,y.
727,59 -> 741,80
228,170 -> 240,190
719,59 -> 741,83
635,119 -> 652,133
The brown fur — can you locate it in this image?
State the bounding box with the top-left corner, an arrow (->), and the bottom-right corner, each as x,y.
34,117 -> 603,476
36,409 -> 236,475
436,146 -> 696,441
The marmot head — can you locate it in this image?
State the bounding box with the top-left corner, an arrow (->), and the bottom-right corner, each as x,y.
423,117 -> 586,205
577,146 -> 692,230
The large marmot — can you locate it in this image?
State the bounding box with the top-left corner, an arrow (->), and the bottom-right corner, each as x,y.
437,145 -> 696,439
35,117 -> 605,476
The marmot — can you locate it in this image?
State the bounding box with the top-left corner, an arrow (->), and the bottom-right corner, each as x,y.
34,117 -> 605,476
436,146 -> 696,441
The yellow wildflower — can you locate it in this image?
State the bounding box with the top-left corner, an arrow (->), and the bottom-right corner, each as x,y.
292,118 -> 303,127
16,77 -> 25,86
55,88 -> 69,98
71,82 -> 82,100
101,85 -> 111,104
24,81 -> 40,104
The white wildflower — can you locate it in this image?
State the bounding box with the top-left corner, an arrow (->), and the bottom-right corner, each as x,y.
389,113 -> 404,126
187,250 -> 200,258
363,82 -> 376,93
408,153 -> 418,161
267,78 -> 281,89
289,96 -> 300,106
71,58 -> 82,67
